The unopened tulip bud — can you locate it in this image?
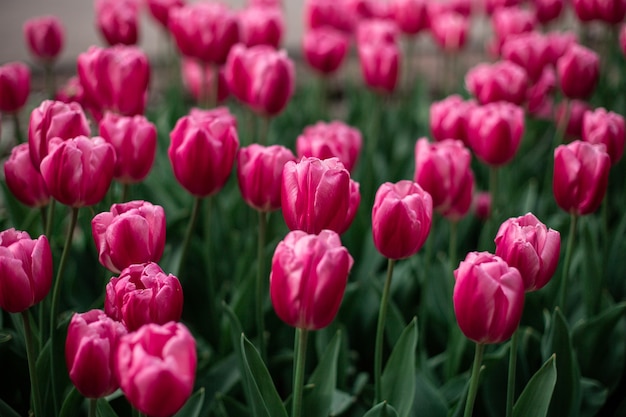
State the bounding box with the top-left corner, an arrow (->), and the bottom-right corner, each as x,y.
23,15 -> 65,62
557,44 -> 599,100
296,121 -> 362,172
582,108 -> 625,165
4,144 -> 50,208
302,27 -> 350,75
0,62 -> 30,114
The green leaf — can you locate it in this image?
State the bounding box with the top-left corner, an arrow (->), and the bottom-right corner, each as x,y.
58,387 -> 83,417
240,334 -> 288,417
303,331 -> 342,417
412,372 -> 448,417
381,318 -> 417,417
513,354 -> 557,417
174,388 -> 206,417
363,402 -> 399,417
579,378 -> 608,417
0,398 -> 21,417
330,390 -> 354,416
96,398 -> 120,417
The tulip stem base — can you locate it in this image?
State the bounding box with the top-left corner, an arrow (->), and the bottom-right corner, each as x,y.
256,210 -> 268,362
558,212 -> 578,312
21,310 -> 42,417
292,328 -> 309,417
177,196 -> 202,278
506,329 -> 519,417
464,343 -> 485,417
374,258 -> 396,404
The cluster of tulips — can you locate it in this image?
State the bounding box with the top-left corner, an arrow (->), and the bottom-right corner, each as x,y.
1,0 -> 626,416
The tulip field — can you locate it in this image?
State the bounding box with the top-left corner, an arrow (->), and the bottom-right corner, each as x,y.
2,0 -> 626,416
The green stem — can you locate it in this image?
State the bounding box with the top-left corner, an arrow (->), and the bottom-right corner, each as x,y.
45,199 -> 56,239
374,258 -> 396,404
291,328 -> 309,417
256,210 -> 268,362
558,212 -> 578,311
177,196 -> 202,277
40,205 -> 48,236
258,115 -> 271,145
22,310 -> 43,417
120,183 -> 130,203
506,329 -> 520,417
44,63 -> 56,100
489,166 -> 499,220
89,398 -> 97,417
13,112 -> 23,144
449,220 -> 458,270
463,343 -> 485,417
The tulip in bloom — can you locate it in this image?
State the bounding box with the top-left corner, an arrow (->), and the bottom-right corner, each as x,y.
23,15 -> 64,62
281,157 -> 360,235
270,229 -> 353,330
4,144 -> 50,208
545,30 -> 578,66
389,0 -> 428,35
465,60 -> 529,106
534,0 -> 564,23
225,44 -> 295,116
0,229 -> 53,313
116,322 -> 197,417
105,262 -> 183,331
296,121 -> 363,172
371,181 -> 433,260
555,99 -> 591,141
95,0 -> 140,46
145,0 -> 184,28
302,27 -> 350,75
238,5 -> 284,48
489,6 -> 536,55
99,113 -> 157,183
572,0 -> 626,23
65,310 -> 127,398
40,136 -> 116,207
168,108 -> 239,197
467,102 -> 525,166
453,251 -> 525,344
305,0 -> 355,33
0,62 -> 30,114
553,140 -> 610,215
430,11 -> 469,52
501,32 -> 550,82
237,144 -> 296,212
430,95 -> 477,145
181,58 -> 229,105
556,44 -> 599,100
414,138 -> 474,220
495,213 -> 561,291
92,201 -> 166,273
357,34 -> 400,94
525,66 -> 556,119
582,108 -> 625,165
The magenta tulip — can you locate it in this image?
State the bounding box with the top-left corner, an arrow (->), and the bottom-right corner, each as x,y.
453,251 -> 525,344
357,36 -> 400,94
555,99 -> 591,141
473,191 -> 492,220
533,0 -> 564,23
389,0 -> 428,35
305,0 -> 355,33
489,6 -> 536,55
430,95 -> 477,145
4,144 -> 50,208
296,121 -> 363,172
180,58 -> 229,105
525,66 -> 556,120
465,60 -> 529,106
95,0 -> 140,46
430,11 -> 469,52
582,108 -> 625,165
0,62 -> 30,114
65,309 -> 127,398
238,5 -> 284,48
545,30 -> 578,66
501,32 -> 550,82
556,43 -> 599,100
302,27 -> 350,75
115,322 -> 196,417
23,15 -> 64,62
145,0 -> 184,28
270,229 -> 353,330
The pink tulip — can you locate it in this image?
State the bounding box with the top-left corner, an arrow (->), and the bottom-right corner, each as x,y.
0,229 -> 52,313
4,144 -> 50,208
473,191 -> 492,220
296,121 -> 363,172
302,27 -> 350,75
95,0 -> 140,46
371,181 -> 433,260
525,66 -> 556,119
237,144 -> 296,212
105,262 -> 183,331
99,113 -> 157,183
28,100 -> 91,171
501,32 -> 550,82
495,213 -> 561,291
414,138 -> 475,220
0,62 -> 30,114
454,251 -> 525,344
168,107 -> 239,197
545,31 -> 578,66
533,0 -> 564,23
389,0 -> 428,35
357,35 -> 400,94
281,157 -> 360,235
484,0 -> 523,14
54,76 -> 86,108
145,0 -> 184,28
115,322 -> 196,417
582,108 -> 625,165
225,44 -> 295,116
572,0 -> 595,21
490,6 -> 536,55
356,19 -> 399,45
270,229 -> 353,330
92,201 -> 166,273
305,0 -> 355,33
168,2 -> 239,64
430,95 -> 477,145
23,15 -> 65,62
346,0 -> 386,22
40,136 -> 116,207
556,43 -> 599,100
181,58 -> 229,105
553,140 -> 610,215
465,60 -> 529,106
430,12 -> 469,52
65,310 -> 127,398
238,5 -> 284,48
555,99 -> 592,141
467,102 -> 525,166
573,0 -> 626,23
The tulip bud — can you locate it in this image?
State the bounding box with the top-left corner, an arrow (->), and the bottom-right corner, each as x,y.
281,157 -> 360,235
181,58 -> 229,105
40,136 -> 116,207
554,99 -> 591,141
23,15 -> 65,62
357,36 -> 400,94
389,0 -> 428,35
430,11 -> 469,52
65,310 -> 127,398
453,251 -> 525,344
168,108 -> 239,197
237,144 -> 296,212
302,27 -> 350,75
501,31 -> 550,82
553,140 -> 610,215
473,191 -> 492,220
556,43 -> 599,100
414,138 -> 474,220
525,66 -> 556,120
490,6 -> 536,55
115,322 -> 197,417
0,229 -> 53,313
0,62 -> 30,114
430,95 -> 477,145
495,213 -> 561,291
99,113 -> 157,183
545,31 -> 578,66
534,0 -> 564,23
467,102 -> 525,166
582,108 -> 625,165
105,262 -> 183,331
92,201 -> 166,273
4,144 -> 50,208
238,5 -> 284,48
372,181 -> 433,260
305,0 -> 355,33
270,229 -> 353,330
296,121 -> 363,172
465,60 -> 529,106
95,0 -> 139,46
145,0 -> 184,28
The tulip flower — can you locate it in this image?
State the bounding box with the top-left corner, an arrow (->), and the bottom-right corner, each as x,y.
296,121 -> 363,172
545,30 -> 578,66
389,0 -> 428,35
180,58 -> 229,105
99,113 -> 157,183
145,0 -> 184,28
495,213 -> 561,291
430,95 -> 477,145
525,67 -> 556,120
582,108 -> 625,165
115,322 -> 197,417
65,310 -> 127,398
554,99 -> 591,141
473,191 -> 492,220
489,6 -> 536,55
305,0 -> 355,33
572,0 -> 626,23
4,144 -> 50,208
556,43 -> 599,100
430,11 -> 469,52
281,157 -> 360,235
501,31 -> 550,82
55,75 -> 86,108
95,0 -> 140,46
302,27 -> 350,76
23,15 -> 64,62
105,262 -> 183,331
465,60 -> 529,106
357,35 -> 400,94
238,5 -> 284,48
534,0 -> 564,23
0,62 -> 30,114
92,201 -> 166,273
